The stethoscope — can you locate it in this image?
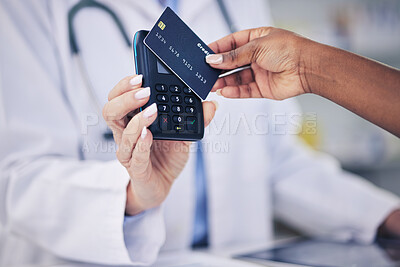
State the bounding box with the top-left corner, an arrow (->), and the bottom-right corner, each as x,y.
67,0 -> 246,140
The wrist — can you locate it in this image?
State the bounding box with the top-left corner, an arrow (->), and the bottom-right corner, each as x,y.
125,181 -> 145,216
298,38 -> 323,95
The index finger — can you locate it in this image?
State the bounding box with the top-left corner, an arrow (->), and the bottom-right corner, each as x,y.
108,74 -> 143,101
208,27 -> 272,54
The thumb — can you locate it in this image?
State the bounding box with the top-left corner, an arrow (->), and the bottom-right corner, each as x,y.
206,40 -> 259,70
202,100 -> 218,127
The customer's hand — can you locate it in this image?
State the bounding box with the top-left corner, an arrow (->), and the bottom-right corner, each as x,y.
207,27 -> 312,100
379,209 -> 400,240
103,75 -> 217,215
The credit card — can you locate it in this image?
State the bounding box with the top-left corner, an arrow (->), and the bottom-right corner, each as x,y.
144,7 -> 221,100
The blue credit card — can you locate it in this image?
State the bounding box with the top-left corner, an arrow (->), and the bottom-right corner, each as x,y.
144,7 -> 221,100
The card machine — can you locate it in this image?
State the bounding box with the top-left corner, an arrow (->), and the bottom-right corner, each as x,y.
133,30 -> 204,141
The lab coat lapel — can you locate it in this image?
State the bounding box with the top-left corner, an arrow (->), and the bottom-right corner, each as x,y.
49,0 -> 82,120
204,97 -> 273,248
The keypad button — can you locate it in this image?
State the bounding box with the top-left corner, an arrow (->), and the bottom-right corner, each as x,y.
183,87 -> 193,94
172,105 -> 183,113
186,116 -> 197,132
157,94 -> 168,102
173,115 -> 184,124
159,114 -> 171,131
184,96 -> 195,104
155,84 -> 167,92
158,104 -> 170,112
169,85 -> 181,93
174,125 -> 184,132
185,106 -> 196,114
171,95 -> 182,103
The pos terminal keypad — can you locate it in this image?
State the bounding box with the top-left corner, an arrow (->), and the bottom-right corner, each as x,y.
133,30 -> 204,141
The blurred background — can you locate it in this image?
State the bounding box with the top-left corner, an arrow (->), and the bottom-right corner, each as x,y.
268,0 -> 400,237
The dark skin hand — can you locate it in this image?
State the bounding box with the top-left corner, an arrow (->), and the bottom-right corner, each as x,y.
206,27 -> 400,239
378,209 -> 400,240
378,209 -> 400,261
206,27 -> 400,137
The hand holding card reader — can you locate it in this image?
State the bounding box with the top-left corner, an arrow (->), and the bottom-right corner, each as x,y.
134,30 -> 204,141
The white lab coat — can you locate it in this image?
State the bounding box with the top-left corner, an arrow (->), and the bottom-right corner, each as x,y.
0,0 -> 399,266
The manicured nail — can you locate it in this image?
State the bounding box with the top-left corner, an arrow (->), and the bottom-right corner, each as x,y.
211,100 -> 219,110
141,126 -> 147,139
130,75 -> 142,86
135,87 -> 150,99
216,89 -> 222,96
143,103 -> 157,118
206,54 -> 223,64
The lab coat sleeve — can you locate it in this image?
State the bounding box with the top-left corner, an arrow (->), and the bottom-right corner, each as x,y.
269,101 -> 400,244
3,159 -> 165,265
0,2 -> 164,265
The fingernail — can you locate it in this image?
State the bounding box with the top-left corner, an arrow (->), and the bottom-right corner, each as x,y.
141,126 -> 147,139
211,100 -> 219,110
135,87 -> 150,99
216,89 -> 222,96
143,103 -> 157,118
130,75 -> 143,86
206,54 -> 223,64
